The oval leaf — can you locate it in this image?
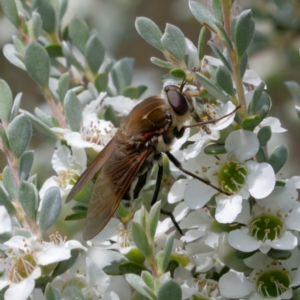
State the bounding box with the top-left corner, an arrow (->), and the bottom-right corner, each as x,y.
58,73 -> 69,103
64,91 -> 82,132
85,34 -> 105,74
2,166 -> 17,200
19,181 -> 37,220
0,79 -> 13,123
69,16 -> 90,54
32,0 -> 56,34
269,145 -> 289,174
38,186 -> 62,231
25,42 -> 50,87
19,150 -> 34,181
204,144 -> 227,155
157,279 -> 182,300
257,126 -> 272,146
7,114 -> 32,158
0,0 -> 20,28
132,222 -> 150,258
45,283 -> 61,300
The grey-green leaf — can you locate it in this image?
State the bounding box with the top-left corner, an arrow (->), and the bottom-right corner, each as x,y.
45,283 -> 61,300
269,145 -> 288,174
204,143 -> 227,154
62,42 -> 84,71
3,44 -> 26,70
241,115 -> 261,132
64,91 -> 82,132
32,0 -> 56,34
216,66 -> 234,95
135,17 -> 163,51
19,181 -> 37,220
132,222 -> 150,258
195,72 -> 230,102
58,0 -> 68,21
85,34 -> 105,74
7,114 -> 32,158
189,1 -> 217,31
2,166 -> 17,200
235,9 -> 255,58
69,16 -> 90,54
157,279 -> 182,300
0,186 -> 15,214
257,126 -> 272,146
161,24 -> 186,62
10,92 -> 22,122
147,201 -> 161,241
111,58 -> 134,94
58,73 -> 69,103
211,0 -> 223,24
0,124 -> 10,150
0,0 -> 20,28
285,81 -> 300,105
25,42 -> 50,87
208,41 -> 232,71
126,274 -> 156,300
0,79 -> 13,123
95,72 -> 108,92
19,150 -> 34,181
30,12 -> 43,41
150,57 -> 172,69
162,231 -> 175,272
38,186 -> 62,231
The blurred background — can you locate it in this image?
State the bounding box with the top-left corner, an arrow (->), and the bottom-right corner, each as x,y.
0,0 -> 300,188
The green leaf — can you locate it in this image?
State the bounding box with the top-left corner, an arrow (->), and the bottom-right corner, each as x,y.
69,16 -> 90,54
256,147 -> 267,163
45,44 -> 63,57
276,180 -> 286,187
25,42 -> 50,87
19,181 -> 37,220
2,166 -> 17,200
195,72 -> 230,102
249,82 -> 266,115
214,21 -> 233,51
35,275 -> 51,290
269,145 -> 288,174
285,81 -> 300,105
135,17 -> 163,51
0,79 -> 13,123
241,115 -> 261,132
51,249 -> 80,278
147,201 -> 161,242
157,279 -> 182,300
240,52 -> 248,78
215,66 -> 234,95
10,92 -> 22,122
85,34 -> 105,74
18,150 -> 34,181
211,0 -> 223,23
122,86 -> 147,99
119,261 -> 145,275
64,91 -> 82,132
267,249 -> 291,260
197,26 -> 206,62
249,91 -> 271,122
58,73 -> 69,103
58,0 -> 68,21
0,124 -> 10,150
169,68 -> 186,79
45,283 -> 61,300
150,57 -> 172,69
235,9 -> 255,58
132,222 -> 150,258
95,72 -> 108,93
62,41 -> 84,71
19,109 -> 58,139
126,274 -> 156,300
35,107 -> 54,127
61,278 -> 85,300
7,114 -> 32,158
162,231 -> 175,272
13,36 -> 25,55
3,44 -> 26,70
257,126 -> 272,146
111,58 -> 134,94
189,1 -> 217,32
141,271 -> 154,291
29,12 -> 42,41
204,144 -> 227,154
208,41 -> 232,71
32,0 -> 56,34
64,211 -> 86,221
161,24 -> 186,62
0,0 -> 20,28
38,186 -> 62,231
0,186 -> 15,214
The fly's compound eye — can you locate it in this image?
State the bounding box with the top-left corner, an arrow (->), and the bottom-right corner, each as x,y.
167,90 -> 188,116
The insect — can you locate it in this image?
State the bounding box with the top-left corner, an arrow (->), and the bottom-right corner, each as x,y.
66,82 -> 240,240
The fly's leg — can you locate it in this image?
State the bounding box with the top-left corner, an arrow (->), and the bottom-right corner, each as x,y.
150,156 -> 183,235
165,151 -> 231,196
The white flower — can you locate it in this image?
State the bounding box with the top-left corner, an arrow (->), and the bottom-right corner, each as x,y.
0,233 -> 86,300
39,145 -> 87,199
183,129 -> 276,223
0,206 -> 12,234
220,250 -> 300,299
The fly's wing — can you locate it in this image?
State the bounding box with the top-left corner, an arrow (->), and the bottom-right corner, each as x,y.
83,146 -> 153,240
65,137 -> 117,203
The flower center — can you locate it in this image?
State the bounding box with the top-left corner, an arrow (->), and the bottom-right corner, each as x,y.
256,269 -> 290,297
196,278 -> 220,298
218,161 -> 247,193
249,213 -> 284,241
9,254 -> 37,283
117,228 -> 133,248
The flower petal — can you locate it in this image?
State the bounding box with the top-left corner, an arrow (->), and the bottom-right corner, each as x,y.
210,101 -> 236,131
184,179 -> 216,209
225,130 -> 259,161
215,194 -> 243,223
5,278 -> 35,300
219,271 -> 254,298
228,229 -> 261,252
269,231 -> 298,250
246,161 -> 275,199
0,206 -> 12,234
168,179 -> 188,204
259,117 -> 287,133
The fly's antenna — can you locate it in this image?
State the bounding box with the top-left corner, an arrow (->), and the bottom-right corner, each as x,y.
179,77 -> 186,92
